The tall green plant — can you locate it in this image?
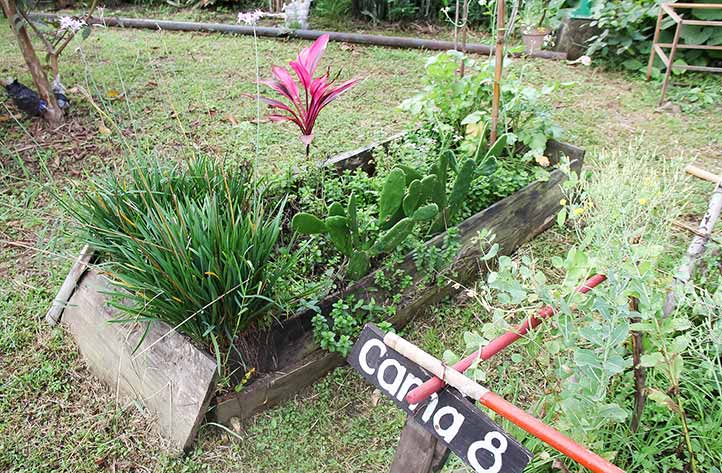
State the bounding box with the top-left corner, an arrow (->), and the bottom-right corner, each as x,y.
64,155 -> 295,372
401,51 -> 561,161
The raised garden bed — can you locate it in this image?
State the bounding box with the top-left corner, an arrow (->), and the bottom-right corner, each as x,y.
50,136 -> 584,453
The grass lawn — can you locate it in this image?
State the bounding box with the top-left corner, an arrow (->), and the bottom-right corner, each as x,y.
1,17 -> 721,473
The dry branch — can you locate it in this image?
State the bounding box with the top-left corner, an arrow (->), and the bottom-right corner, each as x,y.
1,0 -> 63,125
629,297 -> 646,433
663,182 -> 722,316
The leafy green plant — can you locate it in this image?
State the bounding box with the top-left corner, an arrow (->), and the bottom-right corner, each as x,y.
292,168 -> 439,280
313,0 -> 352,19
442,145 -> 722,471
64,155 -> 298,373
312,295 -> 393,355
401,51 -> 561,160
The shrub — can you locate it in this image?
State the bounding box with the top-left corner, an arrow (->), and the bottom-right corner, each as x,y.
400,51 -> 561,160
449,146 -> 722,470
64,155 -> 295,370
587,0 -> 722,75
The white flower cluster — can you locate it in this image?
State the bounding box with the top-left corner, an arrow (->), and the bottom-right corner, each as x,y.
237,10 -> 263,26
59,16 -> 86,33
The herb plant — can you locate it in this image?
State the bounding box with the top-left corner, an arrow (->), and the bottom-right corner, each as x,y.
400,51 -> 561,161
444,146 -> 722,471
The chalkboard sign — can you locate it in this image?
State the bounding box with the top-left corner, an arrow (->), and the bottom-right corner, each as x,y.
348,324 -> 532,473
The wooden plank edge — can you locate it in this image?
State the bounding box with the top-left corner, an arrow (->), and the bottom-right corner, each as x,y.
45,244 -> 95,326
322,131 -> 406,172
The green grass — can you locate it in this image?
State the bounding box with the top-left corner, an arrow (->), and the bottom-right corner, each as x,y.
2,18 -> 722,473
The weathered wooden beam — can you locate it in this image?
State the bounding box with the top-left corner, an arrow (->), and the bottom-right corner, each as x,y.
45,244 -> 94,325
62,270 -> 218,454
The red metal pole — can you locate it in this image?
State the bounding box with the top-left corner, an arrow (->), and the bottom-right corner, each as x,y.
406,274 -> 607,405
478,391 -> 625,473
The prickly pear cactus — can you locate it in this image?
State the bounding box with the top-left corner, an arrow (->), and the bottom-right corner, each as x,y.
292,213 -> 327,234
378,168 -> 406,227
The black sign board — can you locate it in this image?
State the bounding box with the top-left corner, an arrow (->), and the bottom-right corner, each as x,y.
348,324 -> 532,473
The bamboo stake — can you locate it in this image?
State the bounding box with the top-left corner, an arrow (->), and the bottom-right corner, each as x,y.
663,182 -> 722,316
490,0 -> 505,143
384,332 -> 626,473
459,0 -> 469,77
685,164 -> 721,184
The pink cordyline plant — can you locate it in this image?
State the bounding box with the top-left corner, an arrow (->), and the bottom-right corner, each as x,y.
255,34 -> 360,157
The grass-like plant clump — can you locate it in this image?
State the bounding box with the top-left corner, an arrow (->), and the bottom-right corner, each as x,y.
64,155 -> 295,370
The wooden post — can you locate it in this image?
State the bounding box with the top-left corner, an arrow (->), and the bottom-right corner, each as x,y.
1,0 -> 63,125
490,0 -> 505,144
390,417 -> 450,473
646,7 -> 664,81
660,18 -> 683,104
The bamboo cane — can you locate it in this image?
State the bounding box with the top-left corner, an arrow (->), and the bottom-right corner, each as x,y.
685,164 -> 721,184
489,0 -> 505,143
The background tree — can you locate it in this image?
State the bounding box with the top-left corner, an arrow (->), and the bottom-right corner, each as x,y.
1,0 -> 96,125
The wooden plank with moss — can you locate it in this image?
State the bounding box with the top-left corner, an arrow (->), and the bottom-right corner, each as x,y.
62,270 -> 218,455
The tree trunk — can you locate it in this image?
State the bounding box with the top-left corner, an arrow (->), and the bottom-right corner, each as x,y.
1,0 -> 64,125
351,0 -> 362,18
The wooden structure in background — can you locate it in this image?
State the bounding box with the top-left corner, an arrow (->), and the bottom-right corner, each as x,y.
646,2 -> 722,104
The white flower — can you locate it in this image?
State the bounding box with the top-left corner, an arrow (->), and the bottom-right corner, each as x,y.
579,55 -> 592,66
59,16 -> 86,33
237,10 -> 263,26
